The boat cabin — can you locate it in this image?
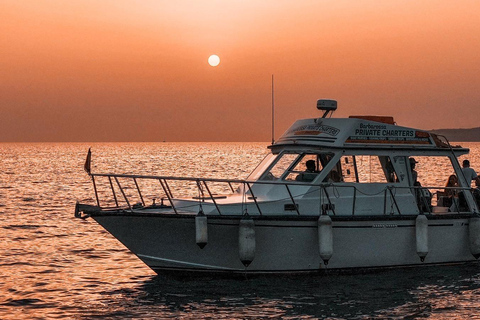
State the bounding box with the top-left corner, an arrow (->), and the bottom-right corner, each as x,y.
240,100 -> 479,216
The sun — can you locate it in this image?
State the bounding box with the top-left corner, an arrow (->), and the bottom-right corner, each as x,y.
208,55 -> 220,67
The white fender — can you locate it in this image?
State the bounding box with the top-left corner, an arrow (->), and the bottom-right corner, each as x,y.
238,217 -> 256,267
318,214 -> 333,265
468,216 -> 480,259
415,214 -> 428,262
195,211 -> 208,249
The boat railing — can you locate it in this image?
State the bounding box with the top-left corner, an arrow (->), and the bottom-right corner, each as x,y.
85,173 -> 479,216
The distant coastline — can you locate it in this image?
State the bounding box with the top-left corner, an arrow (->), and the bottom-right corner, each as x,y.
430,127 -> 480,142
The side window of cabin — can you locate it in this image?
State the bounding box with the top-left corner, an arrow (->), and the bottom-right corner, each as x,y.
358,156 -> 385,183
408,155 -> 456,188
379,156 -> 397,183
334,155 -> 400,183
404,156 -> 457,208
341,156 -> 356,183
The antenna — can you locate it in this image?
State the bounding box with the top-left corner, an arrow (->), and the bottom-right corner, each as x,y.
271,74 -> 275,144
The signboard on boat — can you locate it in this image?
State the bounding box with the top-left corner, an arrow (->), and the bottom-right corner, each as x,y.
288,124 -> 340,137
346,122 -> 433,145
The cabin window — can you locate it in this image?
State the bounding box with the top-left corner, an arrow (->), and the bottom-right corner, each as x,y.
261,153 -> 300,180
334,155 -> 400,183
408,156 -> 457,187
260,152 -> 335,182
407,155 -> 462,208
283,153 -> 334,182
247,154 -> 278,180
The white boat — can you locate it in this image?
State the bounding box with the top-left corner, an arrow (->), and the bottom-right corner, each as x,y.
75,100 -> 480,275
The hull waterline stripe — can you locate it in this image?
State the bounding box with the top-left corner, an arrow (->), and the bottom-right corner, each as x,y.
137,254 -> 238,271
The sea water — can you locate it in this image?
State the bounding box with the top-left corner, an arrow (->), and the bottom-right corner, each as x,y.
0,142 -> 480,319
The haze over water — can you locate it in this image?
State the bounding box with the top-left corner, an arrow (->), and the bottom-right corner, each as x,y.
1,142 -> 480,319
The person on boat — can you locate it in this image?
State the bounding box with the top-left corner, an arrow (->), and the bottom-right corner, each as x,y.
409,158 -> 418,184
328,169 -> 342,182
409,157 -> 432,211
444,175 -> 459,197
462,160 -> 477,186
473,177 -> 480,207
296,160 -> 319,182
442,174 -> 459,207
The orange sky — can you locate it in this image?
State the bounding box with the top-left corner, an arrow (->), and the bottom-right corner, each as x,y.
1,0 -> 479,142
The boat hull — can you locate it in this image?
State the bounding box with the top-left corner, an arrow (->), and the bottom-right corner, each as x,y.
91,213 -> 477,275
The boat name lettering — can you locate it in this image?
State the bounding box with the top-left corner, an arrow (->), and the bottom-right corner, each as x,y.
291,125 -> 340,136
372,224 -> 398,228
382,130 -> 414,137
355,128 -> 415,138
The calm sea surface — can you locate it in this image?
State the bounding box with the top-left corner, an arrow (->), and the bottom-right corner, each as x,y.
1,142 -> 480,319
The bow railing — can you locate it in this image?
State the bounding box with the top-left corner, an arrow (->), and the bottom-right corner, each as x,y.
80,172 -> 480,217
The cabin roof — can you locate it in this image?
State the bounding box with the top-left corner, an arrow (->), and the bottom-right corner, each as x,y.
273,116 -> 467,153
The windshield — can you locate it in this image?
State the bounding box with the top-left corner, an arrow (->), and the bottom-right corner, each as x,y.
260,152 -> 335,182
246,153 -> 278,180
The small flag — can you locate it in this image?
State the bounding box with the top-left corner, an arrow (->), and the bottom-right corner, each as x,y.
84,148 -> 92,175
